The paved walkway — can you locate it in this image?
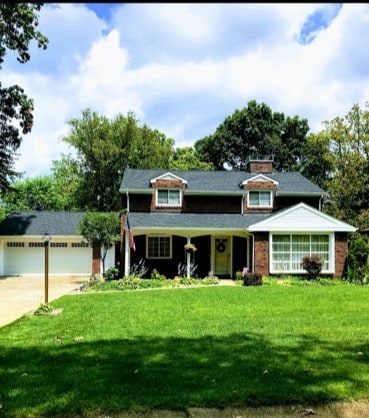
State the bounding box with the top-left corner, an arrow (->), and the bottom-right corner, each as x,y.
0,275 -> 88,328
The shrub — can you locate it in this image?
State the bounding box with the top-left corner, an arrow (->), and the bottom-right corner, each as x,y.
103,266 -> 119,281
243,273 -> 262,286
34,303 -> 54,315
202,276 -> 219,285
179,277 -> 200,286
150,268 -> 166,281
301,255 -> 323,280
130,258 -> 149,278
347,234 -> 369,284
89,274 -> 104,285
116,276 -> 142,290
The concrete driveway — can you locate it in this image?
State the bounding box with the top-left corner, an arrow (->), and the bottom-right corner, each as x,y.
0,275 -> 88,328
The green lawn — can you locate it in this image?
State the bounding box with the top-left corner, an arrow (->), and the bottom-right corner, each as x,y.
1,284 -> 369,417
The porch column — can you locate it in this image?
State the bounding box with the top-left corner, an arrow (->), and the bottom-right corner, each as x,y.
124,228 -> 130,277
186,236 -> 191,278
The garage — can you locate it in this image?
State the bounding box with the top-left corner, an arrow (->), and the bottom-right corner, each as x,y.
3,240 -> 93,275
0,211 -> 116,276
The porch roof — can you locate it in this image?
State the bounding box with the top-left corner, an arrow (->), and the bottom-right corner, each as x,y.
127,212 -> 269,231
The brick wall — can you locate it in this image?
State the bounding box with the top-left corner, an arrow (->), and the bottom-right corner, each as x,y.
92,247 -> 101,275
335,232 -> 348,278
243,181 -> 276,214
151,180 -> 185,212
248,161 -> 273,173
253,232 -> 269,276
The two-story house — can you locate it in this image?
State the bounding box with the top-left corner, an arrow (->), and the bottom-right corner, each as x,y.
119,156 -> 356,279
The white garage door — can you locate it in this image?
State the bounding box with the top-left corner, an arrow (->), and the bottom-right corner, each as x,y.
4,240 -> 93,275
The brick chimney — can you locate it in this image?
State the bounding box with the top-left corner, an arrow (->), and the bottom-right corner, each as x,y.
246,154 -> 274,173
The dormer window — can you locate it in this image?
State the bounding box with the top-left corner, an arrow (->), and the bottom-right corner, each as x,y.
248,190 -> 272,208
156,189 -> 182,207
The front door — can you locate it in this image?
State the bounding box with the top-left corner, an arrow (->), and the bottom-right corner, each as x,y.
213,237 -> 231,276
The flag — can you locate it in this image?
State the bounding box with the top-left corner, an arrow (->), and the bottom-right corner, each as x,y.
125,214 -> 136,251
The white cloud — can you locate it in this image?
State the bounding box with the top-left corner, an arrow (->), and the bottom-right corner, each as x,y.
3,2 -> 369,177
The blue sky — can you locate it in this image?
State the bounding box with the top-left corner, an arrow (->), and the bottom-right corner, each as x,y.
3,3 -> 367,177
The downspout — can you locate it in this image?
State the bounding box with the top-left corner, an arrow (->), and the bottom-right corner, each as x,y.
241,192 -> 246,214
319,194 -> 324,211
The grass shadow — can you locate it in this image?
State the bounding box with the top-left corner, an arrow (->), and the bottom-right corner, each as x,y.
1,331 -> 369,416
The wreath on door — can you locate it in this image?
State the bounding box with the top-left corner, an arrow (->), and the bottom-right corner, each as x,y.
216,241 -> 226,253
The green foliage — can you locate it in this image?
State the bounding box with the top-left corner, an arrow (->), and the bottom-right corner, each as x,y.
194,100 -> 309,171
301,255 -> 324,281
347,233 -> 369,284
60,109 -> 175,211
263,276 -> 343,286
79,211 -> 120,273
34,302 -> 54,315
51,154 -> 82,210
4,286 -> 369,416
2,175 -> 66,211
299,132 -> 332,188
321,103 -> 369,226
201,276 -> 220,285
130,258 -> 149,278
169,146 -> 214,170
103,266 -> 119,281
150,268 -> 166,281
0,3 -> 48,192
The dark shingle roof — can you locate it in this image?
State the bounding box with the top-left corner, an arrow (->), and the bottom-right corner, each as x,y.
120,168 -> 325,195
128,212 -> 269,230
0,211 -> 86,236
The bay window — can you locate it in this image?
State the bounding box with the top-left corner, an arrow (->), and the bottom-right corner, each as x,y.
271,233 -> 331,273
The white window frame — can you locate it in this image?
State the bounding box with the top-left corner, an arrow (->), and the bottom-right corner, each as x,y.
156,188 -> 182,207
270,232 -> 334,274
147,235 -> 172,259
248,190 -> 273,208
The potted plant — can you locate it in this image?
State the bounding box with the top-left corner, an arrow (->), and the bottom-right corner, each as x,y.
184,243 -> 197,253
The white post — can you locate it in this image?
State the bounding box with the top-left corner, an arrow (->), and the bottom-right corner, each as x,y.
186,237 -> 191,278
124,228 -> 130,277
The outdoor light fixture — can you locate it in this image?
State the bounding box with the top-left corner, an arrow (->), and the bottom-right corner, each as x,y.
42,232 -> 51,303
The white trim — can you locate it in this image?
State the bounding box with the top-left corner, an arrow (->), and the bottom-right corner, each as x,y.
269,232 -> 335,274
247,190 -> 273,208
249,202 -> 356,232
155,188 -> 182,207
150,172 -> 187,185
242,174 -> 279,186
146,235 -> 172,259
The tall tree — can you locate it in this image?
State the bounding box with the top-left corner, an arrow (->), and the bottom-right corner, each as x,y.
194,100 -> 310,171
321,103 -> 369,228
0,3 -> 48,191
168,147 -> 214,170
299,131 -> 332,189
51,153 -> 82,210
59,109 -> 175,211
